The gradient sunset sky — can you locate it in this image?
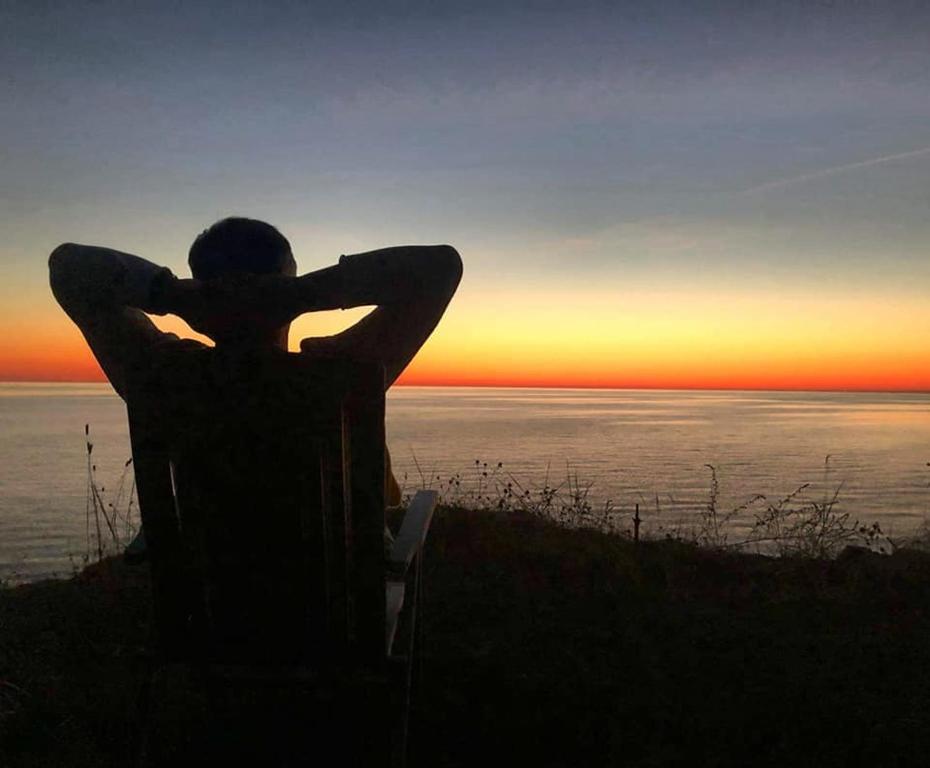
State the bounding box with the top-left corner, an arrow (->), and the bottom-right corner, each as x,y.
2,0 -> 929,390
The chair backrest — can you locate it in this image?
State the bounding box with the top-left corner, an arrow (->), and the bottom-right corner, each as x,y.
126,348 -> 386,670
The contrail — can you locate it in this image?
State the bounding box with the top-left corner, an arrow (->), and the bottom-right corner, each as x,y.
744,145 -> 930,194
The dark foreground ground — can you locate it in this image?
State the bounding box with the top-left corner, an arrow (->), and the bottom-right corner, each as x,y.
3,507 -> 930,767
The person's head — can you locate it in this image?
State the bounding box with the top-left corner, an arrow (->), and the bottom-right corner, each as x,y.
188,217 -> 297,349
189,217 -> 296,281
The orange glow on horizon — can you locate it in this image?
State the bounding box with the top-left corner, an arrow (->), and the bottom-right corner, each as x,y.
395,364 -> 930,393
3,288 -> 928,392
3,356 -> 927,393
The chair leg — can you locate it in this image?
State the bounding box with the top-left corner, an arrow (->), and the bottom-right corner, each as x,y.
402,552 -> 426,768
413,548 -> 426,708
387,660 -> 410,768
130,657 -> 158,768
199,668 -> 230,759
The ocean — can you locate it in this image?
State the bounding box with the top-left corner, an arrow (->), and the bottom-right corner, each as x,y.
1,383 -> 928,583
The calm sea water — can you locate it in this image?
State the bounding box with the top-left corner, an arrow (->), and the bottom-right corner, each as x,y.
1,383 -> 928,583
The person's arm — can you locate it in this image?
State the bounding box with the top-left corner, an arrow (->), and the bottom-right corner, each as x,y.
298,245 -> 462,387
48,243 -> 186,399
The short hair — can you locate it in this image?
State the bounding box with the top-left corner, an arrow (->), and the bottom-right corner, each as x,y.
188,217 -> 296,280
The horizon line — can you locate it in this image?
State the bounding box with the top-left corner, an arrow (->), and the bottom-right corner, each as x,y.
2,378 -> 928,396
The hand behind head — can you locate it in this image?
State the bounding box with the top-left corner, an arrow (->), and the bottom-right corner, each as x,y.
171,273 -> 297,347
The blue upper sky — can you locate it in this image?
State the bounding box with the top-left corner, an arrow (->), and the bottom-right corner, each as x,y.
3,0 -> 930,300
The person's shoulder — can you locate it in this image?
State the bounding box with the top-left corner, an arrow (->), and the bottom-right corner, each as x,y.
297,335 -> 344,357
146,334 -> 212,380
123,335 -> 213,407
152,333 -> 210,358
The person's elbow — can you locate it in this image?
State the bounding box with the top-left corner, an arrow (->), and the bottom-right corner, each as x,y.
432,244 -> 463,292
49,242 -> 81,280
48,243 -> 86,308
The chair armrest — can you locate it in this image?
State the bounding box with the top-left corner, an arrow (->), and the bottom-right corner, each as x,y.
387,490 -> 438,577
385,581 -> 406,654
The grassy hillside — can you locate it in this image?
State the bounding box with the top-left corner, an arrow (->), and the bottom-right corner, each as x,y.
3,506 -> 930,766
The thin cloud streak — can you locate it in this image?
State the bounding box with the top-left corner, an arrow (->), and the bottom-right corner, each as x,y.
744,146 -> 930,195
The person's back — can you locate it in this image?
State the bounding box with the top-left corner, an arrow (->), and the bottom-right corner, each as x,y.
49,217 -> 462,642
133,342 -> 356,660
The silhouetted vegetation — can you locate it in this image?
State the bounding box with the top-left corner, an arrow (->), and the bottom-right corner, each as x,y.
405,456 -> 897,558
75,430 -> 901,578
81,425 -> 139,567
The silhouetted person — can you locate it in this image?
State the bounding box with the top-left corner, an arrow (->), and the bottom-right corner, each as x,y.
49,217 -> 462,550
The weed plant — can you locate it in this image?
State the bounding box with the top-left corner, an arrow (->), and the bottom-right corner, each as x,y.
77,423 -> 906,564
82,424 -> 138,566
402,454 -> 899,559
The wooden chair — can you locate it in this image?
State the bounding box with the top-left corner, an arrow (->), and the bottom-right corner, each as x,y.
126,352 -> 436,766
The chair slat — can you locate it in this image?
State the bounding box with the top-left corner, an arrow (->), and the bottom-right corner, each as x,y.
345,365 -> 387,666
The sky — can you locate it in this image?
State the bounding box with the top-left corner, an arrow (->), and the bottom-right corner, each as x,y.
2,0 -> 929,390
